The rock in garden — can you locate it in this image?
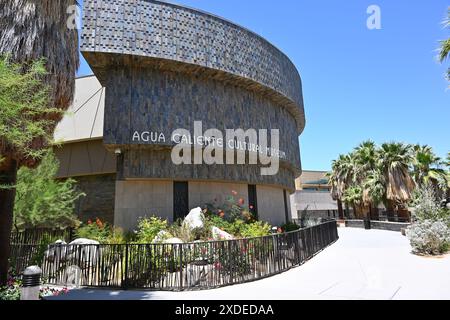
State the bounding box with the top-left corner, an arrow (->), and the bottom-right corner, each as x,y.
211,227 -> 234,241
152,230 -> 172,243
183,207 -> 205,231
163,238 -> 184,245
66,238 -> 101,266
69,238 -> 100,246
44,240 -> 67,262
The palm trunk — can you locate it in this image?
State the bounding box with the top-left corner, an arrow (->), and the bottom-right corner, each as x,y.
337,199 -> 344,219
0,157 -> 18,286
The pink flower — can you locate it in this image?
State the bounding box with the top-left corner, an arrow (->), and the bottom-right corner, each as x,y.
232,190 -> 238,196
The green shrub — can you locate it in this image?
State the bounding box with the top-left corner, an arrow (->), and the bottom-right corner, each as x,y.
407,219 -> 450,255
75,218 -> 112,243
281,222 -> 301,232
167,223 -> 192,242
135,216 -> 169,243
203,215 -> 271,239
239,221 -> 272,238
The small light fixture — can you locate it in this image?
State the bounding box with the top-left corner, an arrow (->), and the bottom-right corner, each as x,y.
115,148 -> 122,155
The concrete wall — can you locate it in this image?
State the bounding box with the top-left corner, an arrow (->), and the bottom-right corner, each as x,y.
113,180 -> 289,231
54,139 -> 116,178
257,185 -> 287,226
114,180 -> 174,231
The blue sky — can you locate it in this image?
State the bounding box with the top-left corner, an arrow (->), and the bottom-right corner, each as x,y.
77,0 -> 450,171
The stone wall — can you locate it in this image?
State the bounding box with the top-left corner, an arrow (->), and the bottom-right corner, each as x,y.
79,0 -> 304,192
81,0 -> 304,116
73,174 -> 116,224
345,220 -> 410,232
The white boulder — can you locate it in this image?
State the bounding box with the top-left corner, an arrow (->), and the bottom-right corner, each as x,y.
211,227 -> 234,241
44,240 -> 67,262
66,238 -> 101,266
183,207 -> 205,231
152,230 -> 172,243
163,238 -> 184,245
69,238 -> 100,246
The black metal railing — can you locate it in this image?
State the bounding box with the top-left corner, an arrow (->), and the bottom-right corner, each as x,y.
10,220 -> 338,291
9,228 -> 74,274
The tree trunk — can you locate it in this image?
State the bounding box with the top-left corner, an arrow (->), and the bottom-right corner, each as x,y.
386,199 -> 395,221
397,206 -> 410,222
337,199 -> 344,220
0,157 -> 18,286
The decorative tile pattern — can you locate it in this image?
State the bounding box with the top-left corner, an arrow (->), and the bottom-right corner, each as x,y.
81,0 -> 304,110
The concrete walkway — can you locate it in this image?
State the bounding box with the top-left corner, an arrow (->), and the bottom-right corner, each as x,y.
46,228 -> 450,300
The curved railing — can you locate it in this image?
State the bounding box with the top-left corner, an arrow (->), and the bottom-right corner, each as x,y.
12,220 -> 338,291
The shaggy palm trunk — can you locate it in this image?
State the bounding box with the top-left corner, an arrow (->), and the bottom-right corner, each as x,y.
386,199 -> 395,219
337,199 -> 344,219
0,157 -> 18,286
397,207 -> 410,222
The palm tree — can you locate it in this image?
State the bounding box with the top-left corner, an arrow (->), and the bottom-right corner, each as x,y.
343,186 -> 365,218
378,142 -> 415,220
328,154 -> 356,219
0,0 -> 79,285
439,9 -> 450,82
411,145 -> 446,190
353,141 -> 382,219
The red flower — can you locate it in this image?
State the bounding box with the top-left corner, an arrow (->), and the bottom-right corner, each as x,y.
214,262 -> 222,270
96,218 -> 103,229
87,219 -> 92,225
238,198 -> 245,205
277,228 -> 283,233
219,211 -> 225,218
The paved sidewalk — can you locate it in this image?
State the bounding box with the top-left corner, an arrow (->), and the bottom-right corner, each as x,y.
46,228 -> 450,300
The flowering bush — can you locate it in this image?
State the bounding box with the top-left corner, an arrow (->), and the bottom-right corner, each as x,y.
204,190 -> 255,223
406,219 -> 450,255
39,286 -> 70,298
0,275 -> 21,300
75,218 -> 112,242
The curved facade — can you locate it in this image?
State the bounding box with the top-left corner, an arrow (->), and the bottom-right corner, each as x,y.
54,0 -> 305,230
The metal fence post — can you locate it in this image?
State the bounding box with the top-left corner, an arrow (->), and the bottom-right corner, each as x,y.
122,244 -> 129,290
179,244 -> 183,290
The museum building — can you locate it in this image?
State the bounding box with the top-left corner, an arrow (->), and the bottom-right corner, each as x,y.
54,0 -> 306,231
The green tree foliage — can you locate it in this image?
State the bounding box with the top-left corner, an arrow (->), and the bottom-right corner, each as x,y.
439,9 -> 450,82
328,141 -> 448,218
0,58 -> 63,164
13,151 -> 84,230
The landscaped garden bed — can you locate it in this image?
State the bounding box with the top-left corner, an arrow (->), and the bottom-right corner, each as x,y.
5,194 -> 339,293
